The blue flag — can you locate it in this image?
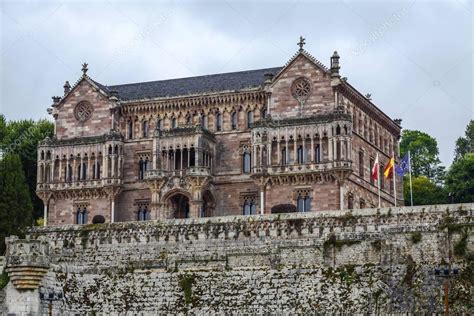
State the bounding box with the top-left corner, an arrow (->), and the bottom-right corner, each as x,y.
395,153 -> 410,177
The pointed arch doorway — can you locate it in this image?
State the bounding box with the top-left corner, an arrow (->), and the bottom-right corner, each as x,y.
167,193 -> 190,219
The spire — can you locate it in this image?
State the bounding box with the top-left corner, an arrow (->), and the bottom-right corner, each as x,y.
297,36 -> 306,51
81,63 -> 88,75
330,51 -> 340,77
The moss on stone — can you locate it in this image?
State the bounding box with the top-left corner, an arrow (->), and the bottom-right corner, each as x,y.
453,229 -> 469,257
323,233 -> 361,253
410,232 -> 422,244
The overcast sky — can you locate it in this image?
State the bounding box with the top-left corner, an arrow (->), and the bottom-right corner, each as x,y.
0,0 -> 472,166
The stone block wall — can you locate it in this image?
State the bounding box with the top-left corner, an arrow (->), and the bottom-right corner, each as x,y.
2,203 -> 473,314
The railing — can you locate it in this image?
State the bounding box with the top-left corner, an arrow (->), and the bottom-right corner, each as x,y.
253,160 -> 352,175
145,167 -> 211,180
36,178 -> 122,191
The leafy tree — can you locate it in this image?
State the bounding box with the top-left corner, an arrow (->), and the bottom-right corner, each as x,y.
0,153 -> 33,254
399,130 -> 445,183
454,120 -> 474,162
403,176 -> 447,206
0,117 -> 53,220
445,153 -> 474,203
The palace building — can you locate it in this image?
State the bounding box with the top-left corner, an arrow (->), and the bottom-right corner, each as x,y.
36,39 -> 402,226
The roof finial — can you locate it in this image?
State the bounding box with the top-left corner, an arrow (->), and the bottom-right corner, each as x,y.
81,63 -> 88,75
297,36 -> 306,51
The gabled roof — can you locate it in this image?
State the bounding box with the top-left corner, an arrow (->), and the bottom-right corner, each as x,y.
271,49 -> 330,83
96,67 -> 282,101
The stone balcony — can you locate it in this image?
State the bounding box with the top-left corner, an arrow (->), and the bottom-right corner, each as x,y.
145,166 -> 212,180
253,160 -> 352,175
36,177 -> 122,192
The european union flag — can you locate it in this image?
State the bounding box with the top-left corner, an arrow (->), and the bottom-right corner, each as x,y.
395,153 -> 410,177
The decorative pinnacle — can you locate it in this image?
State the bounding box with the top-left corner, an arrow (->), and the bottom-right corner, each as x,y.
297,36 -> 306,51
81,63 -> 88,75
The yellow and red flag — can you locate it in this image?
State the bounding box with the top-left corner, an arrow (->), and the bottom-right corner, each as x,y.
384,157 -> 395,178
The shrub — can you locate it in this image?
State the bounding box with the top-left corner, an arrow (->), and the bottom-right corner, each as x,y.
271,204 -> 297,214
92,215 -> 106,224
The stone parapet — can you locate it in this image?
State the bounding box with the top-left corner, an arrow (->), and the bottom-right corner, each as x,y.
5,236 -> 50,290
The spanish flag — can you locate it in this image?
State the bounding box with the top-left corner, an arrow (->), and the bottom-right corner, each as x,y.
384,157 -> 395,178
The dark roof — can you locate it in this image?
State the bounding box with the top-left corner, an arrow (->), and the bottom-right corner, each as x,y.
97,67 -> 282,101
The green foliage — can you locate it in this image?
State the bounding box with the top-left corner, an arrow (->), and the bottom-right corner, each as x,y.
0,153 -> 33,254
178,274 -> 195,305
445,154 -> 474,203
410,232 -> 422,244
454,120 -> 474,162
323,233 -> 360,253
403,176 -> 447,206
0,115 -> 53,220
0,269 -> 9,289
400,129 -> 445,183
453,229 -> 469,257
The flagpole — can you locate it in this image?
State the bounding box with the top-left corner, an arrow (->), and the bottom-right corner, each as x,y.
408,150 -> 413,206
378,168 -> 381,208
393,162 -> 397,206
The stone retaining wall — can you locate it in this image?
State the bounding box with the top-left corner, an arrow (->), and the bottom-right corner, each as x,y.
2,203 -> 474,314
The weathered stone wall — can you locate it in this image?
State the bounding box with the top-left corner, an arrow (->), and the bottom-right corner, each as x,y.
3,203 -> 473,314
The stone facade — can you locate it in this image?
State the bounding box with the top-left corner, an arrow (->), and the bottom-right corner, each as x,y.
1,203 -> 473,314
36,43 -> 402,226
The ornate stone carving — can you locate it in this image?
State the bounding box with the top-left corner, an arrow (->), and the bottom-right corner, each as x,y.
74,101 -> 93,122
291,77 -> 312,103
5,236 -> 50,290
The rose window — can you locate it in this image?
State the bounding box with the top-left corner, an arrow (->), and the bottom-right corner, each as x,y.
74,101 -> 93,122
291,77 -> 312,102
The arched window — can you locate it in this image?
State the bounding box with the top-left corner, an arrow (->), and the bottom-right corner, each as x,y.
137,205 -> 150,221
261,108 -> 267,119
190,147 -> 196,167
315,144 -> 321,163
142,120 -> 148,138
247,111 -> 254,128
297,194 -> 311,212
128,121 -> 133,139
114,145 -> 118,154
40,151 -> 45,160
216,113 -> 222,131
76,207 -> 87,224
243,152 -> 251,173
243,200 -> 257,215
336,125 -> 341,135
156,119 -> 162,131
77,164 -> 81,181
201,115 -> 208,129
231,112 -> 237,130
82,162 -> 87,180
348,194 -> 354,209
297,146 -> 305,164
138,158 -> 145,180
172,118 -> 177,128
359,151 -> 364,178
186,115 -> 192,125
67,164 -> 72,182
96,163 -> 101,179
281,147 -> 287,165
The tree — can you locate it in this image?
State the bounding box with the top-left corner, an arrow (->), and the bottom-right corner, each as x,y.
399,130 -> 445,183
404,176 -> 447,206
0,117 -> 53,220
0,153 -> 33,254
445,153 -> 474,203
454,120 -> 474,162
